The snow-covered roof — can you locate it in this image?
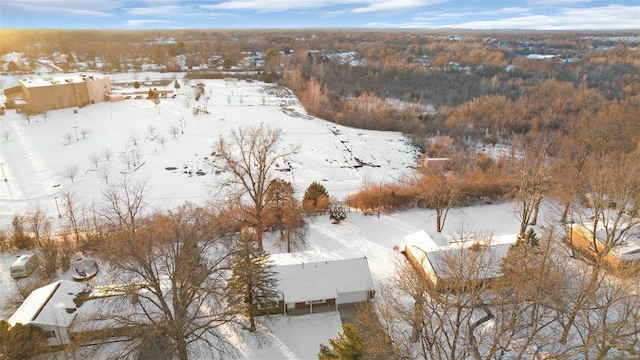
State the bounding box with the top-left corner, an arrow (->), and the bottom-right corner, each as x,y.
403,230 -> 448,252
10,254 -> 34,269
525,54 -> 555,60
19,73 -> 108,88
405,230 -> 515,282
574,222 -> 640,261
270,249 -> 374,303
424,244 -> 511,281
8,280 -> 87,328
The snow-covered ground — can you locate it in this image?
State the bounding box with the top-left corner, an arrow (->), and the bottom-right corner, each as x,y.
0,74 -> 524,359
0,76 -> 418,230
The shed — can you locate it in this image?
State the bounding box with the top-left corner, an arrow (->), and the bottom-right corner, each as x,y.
270,249 -> 374,314
7,280 -> 87,346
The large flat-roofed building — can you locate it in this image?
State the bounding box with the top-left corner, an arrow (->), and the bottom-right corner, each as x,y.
7,73 -> 111,113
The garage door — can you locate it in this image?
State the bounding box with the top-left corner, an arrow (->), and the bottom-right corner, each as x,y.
337,291 -> 368,304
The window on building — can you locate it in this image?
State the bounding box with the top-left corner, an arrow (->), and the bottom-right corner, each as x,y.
305,299 -> 326,305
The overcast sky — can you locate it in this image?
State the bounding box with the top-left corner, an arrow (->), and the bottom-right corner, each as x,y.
1,0 -> 639,30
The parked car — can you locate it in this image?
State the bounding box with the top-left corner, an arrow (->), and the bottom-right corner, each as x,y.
10,254 -> 38,279
70,253 -> 99,281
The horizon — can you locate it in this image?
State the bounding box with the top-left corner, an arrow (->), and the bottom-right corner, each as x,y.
1,1 -> 639,31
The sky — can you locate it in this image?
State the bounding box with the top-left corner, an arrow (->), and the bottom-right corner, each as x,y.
0,0 -> 639,30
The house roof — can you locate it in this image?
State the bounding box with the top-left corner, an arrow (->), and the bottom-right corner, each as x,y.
423,244 -> 512,281
404,229 -> 515,281
7,280 -> 87,328
270,249 -> 374,304
19,73 -> 108,88
573,222 -> 640,260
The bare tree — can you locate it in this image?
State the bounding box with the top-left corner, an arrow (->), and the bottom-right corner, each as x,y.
93,204 -> 238,360
169,125 -> 180,138
100,166 -> 112,185
64,132 -> 74,144
1,130 -> 10,141
120,151 -> 133,170
131,149 -> 142,168
129,132 -> 140,146
147,124 -> 157,140
98,176 -> 147,237
512,132 -> 556,236
26,204 -> 50,247
89,153 -> 101,168
62,164 -> 80,182
157,135 -> 167,147
61,192 -> 82,243
102,147 -> 114,162
214,124 -> 298,249
413,164 -> 458,233
80,128 -> 90,139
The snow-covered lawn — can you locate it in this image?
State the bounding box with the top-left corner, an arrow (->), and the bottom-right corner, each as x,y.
0,74 -> 525,358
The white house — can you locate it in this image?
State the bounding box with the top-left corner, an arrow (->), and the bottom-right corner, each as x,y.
270,249 -> 375,314
404,230 -> 514,291
7,280 -> 87,346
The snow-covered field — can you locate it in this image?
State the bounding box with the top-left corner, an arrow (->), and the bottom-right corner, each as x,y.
0,76 -> 418,230
0,74 -> 523,359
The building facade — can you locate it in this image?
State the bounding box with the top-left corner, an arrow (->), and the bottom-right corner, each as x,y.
6,73 -> 111,113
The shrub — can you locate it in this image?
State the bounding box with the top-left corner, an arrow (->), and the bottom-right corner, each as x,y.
329,202 -> 347,224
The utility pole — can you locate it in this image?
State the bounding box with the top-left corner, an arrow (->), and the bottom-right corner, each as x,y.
0,162 -> 6,182
54,196 -> 62,218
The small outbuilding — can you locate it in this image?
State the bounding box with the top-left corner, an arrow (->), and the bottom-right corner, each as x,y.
270,249 -> 375,315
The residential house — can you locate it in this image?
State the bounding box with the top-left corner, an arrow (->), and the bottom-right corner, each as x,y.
404,230 -> 514,291
7,280 -> 87,346
567,222 -> 640,268
270,249 -> 375,315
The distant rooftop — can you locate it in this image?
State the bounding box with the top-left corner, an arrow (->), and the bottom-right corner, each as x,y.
19,73 -> 108,88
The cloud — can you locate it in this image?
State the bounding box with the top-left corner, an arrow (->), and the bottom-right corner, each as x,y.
124,19 -> 172,27
2,0 -> 121,16
126,5 -> 194,17
352,0 -> 447,13
201,0 -> 339,11
415,7 -> 531,22
444,5 -> 640,30
526,0 -> 591,6
200,0 -> 440,13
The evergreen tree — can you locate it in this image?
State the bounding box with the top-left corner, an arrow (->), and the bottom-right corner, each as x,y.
328,201 -> 347,224
318,323 -> 363,360
226,229 -> 279,332
303,181 -> 329,214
